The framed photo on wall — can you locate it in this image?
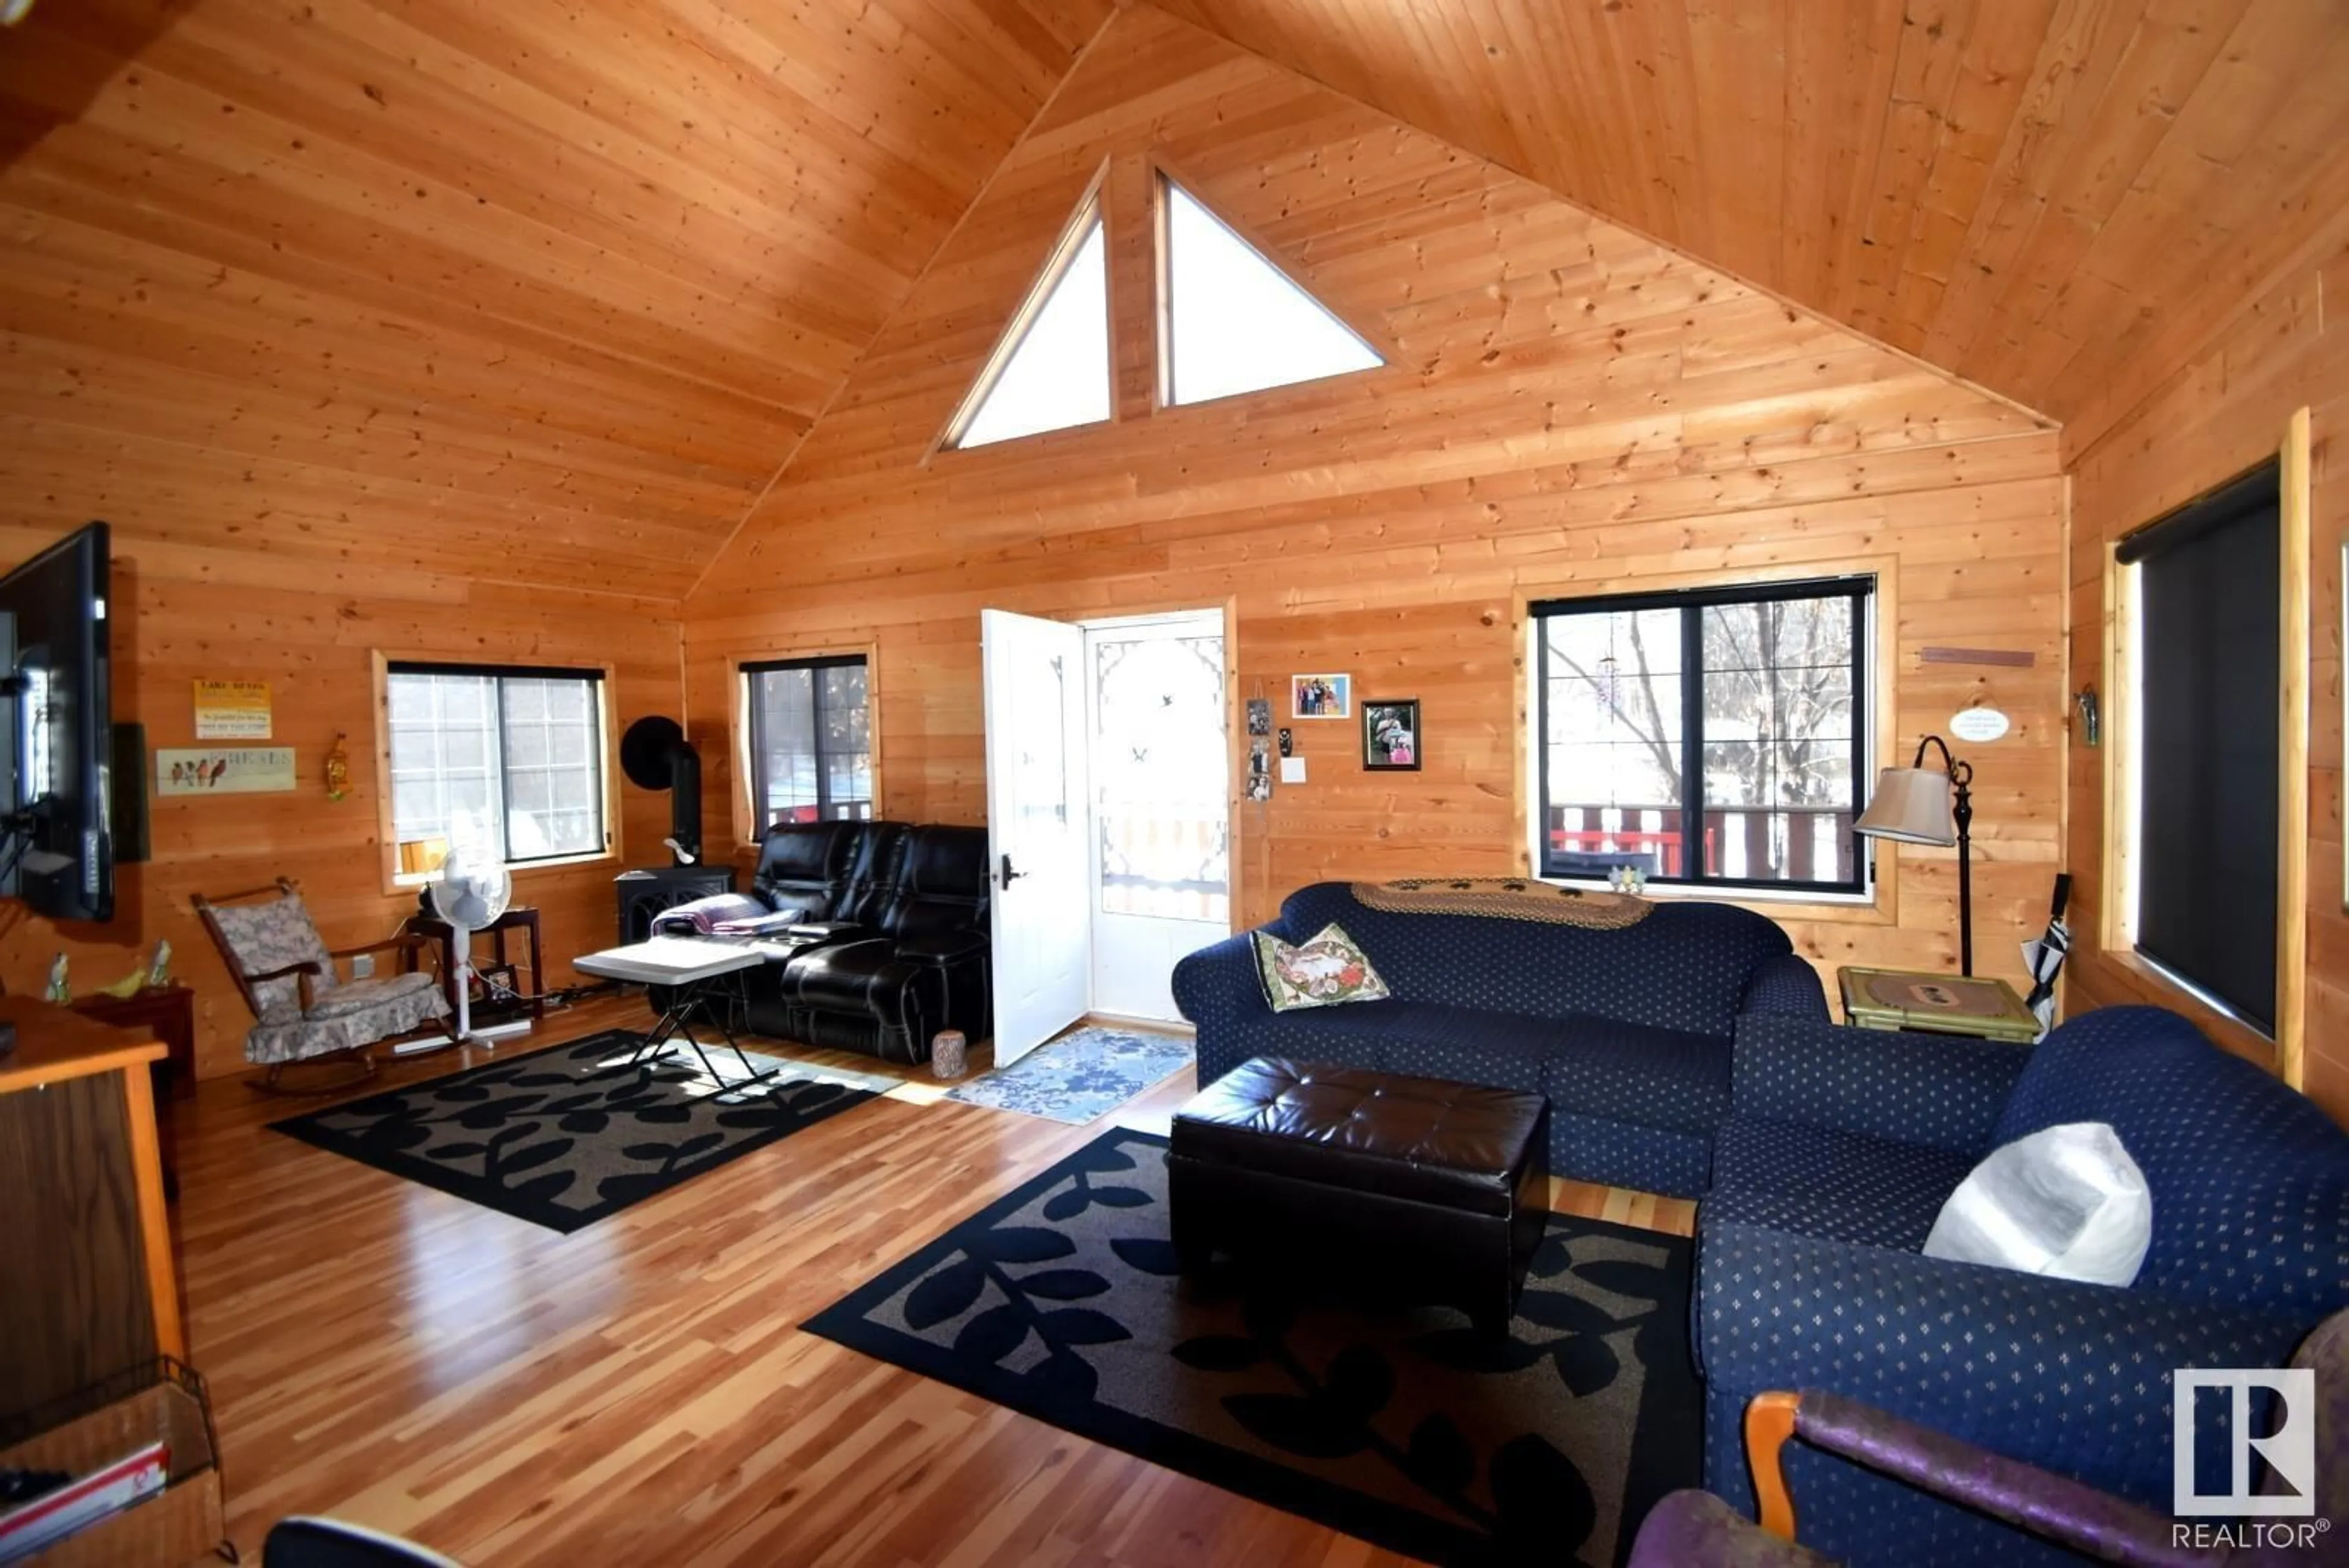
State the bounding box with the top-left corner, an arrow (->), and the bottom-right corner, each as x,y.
1290,673 -> 1351,719
1362,698 -> 1420,770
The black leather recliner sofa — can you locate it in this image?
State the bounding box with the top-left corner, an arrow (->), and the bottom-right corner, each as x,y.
653,820 -> 991,1063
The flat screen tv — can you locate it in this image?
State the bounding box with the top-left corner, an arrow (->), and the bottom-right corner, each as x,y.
1,521 -> 114,923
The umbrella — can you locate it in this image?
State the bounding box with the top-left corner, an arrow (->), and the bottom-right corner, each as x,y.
2021,872 -> 2072,1038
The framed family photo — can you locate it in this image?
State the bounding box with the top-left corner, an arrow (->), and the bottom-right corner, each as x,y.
1361,698 -> 1420,770
1290,673 -> 1351,719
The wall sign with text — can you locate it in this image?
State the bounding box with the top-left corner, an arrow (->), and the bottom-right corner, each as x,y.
192,679 -> 272,740
157,746 -> 297,795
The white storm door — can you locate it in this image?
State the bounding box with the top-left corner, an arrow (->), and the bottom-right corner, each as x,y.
1085,613 -> 1231,1022
982,608 -> 1091,1063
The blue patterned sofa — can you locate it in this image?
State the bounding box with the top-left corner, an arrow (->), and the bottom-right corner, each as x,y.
1696,1005 -> 2349,1566
1170,882 -> 1827,1197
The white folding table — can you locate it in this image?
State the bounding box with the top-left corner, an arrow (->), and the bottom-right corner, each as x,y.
573,936 -> 777,1093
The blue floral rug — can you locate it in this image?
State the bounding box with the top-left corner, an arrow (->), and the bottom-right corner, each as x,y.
946,1026 -> 1194,1124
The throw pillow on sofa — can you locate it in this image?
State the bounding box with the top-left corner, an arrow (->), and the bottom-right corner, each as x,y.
1251,923 -> 1390,1012
1923,1121 -> 2151,1285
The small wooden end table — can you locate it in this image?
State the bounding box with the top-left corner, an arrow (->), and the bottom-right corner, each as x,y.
72,983 -> 197,1101
1838,966 -> 2039,1043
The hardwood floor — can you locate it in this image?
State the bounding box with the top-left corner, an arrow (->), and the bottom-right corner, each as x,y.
169,997 -> 1693,1565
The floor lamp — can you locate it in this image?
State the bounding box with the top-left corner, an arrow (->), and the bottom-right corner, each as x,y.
1856,735 -> 1975,976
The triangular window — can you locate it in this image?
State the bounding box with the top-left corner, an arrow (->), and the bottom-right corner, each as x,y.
948,195 -> 1111,450
1162,179 -> 1381,406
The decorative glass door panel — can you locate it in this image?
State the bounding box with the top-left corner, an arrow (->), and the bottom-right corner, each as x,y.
1092,632 -> 1228,924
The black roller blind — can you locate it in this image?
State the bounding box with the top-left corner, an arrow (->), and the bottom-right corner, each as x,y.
2122,462 -> 2280,1032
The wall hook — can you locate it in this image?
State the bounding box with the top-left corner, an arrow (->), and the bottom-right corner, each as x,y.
2073,685 -> 2100,748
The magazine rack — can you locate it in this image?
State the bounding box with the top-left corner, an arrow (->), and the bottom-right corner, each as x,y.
0,1358 -> 228,1565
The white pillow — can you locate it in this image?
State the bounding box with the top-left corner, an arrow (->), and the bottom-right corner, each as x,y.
1923,1121 -> 2151,1286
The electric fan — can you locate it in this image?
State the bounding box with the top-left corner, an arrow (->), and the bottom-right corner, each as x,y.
427,846 -> 521,1044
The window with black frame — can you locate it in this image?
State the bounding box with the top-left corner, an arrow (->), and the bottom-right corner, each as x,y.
385,662 -> 608,871
743,655 -> 872,828
1532,576 -> 1874,893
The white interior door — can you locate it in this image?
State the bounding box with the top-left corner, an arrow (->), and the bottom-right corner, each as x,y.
982,608 -> 1091,1063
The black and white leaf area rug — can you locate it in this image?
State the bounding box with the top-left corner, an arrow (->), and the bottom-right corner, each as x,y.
271,1030 -> 887,1232
803,1128 -> 1700,1566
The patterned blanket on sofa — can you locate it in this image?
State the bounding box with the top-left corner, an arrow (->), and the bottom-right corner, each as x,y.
1350,877 -> 1653,931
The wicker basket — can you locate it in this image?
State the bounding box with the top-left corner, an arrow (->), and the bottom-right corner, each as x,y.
0,1359 -> 226,1566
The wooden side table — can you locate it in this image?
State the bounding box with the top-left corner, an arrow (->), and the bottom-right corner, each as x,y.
404,905 -> 544,1020
1838,966 -> 2039,1043
72,984 -> 197,1101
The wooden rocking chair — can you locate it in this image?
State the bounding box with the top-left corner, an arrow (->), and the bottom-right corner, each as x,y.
191,879 -> 453,1091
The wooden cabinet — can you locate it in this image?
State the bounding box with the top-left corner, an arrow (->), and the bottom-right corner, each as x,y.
0,996 -> 221,1563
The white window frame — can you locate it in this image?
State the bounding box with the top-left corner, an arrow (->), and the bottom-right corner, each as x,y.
1156,172 -> 1384,409
939,177 -> 1111,453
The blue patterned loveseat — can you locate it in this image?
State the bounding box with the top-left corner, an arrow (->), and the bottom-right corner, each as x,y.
1696,1005 -> 2349,1566
1170,881 -> 1827,1197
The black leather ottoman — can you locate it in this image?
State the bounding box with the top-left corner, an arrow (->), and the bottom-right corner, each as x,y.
1167,1057 -> 1551,1336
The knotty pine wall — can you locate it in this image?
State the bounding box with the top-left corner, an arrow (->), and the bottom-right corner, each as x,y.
2064,203 -> 2349,1124
0,524 -> 683,1081
683,7 -> 2069,1001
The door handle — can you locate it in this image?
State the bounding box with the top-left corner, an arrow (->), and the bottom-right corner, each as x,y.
1000,853 -> 1026,888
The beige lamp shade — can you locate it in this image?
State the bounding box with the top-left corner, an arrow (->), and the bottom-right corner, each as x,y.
1855,766 -> 1958,845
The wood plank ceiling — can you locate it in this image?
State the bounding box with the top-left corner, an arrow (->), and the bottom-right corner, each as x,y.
1149,0 -> 2349,447
7,0 -> 2346,595
0,0 -> 1108,596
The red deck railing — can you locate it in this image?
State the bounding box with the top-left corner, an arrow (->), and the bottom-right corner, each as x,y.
1548,804 -> 1855,883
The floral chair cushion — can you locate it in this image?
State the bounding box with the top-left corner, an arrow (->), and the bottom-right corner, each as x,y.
245,972 -> 449,1067
207,890 -> 337,1019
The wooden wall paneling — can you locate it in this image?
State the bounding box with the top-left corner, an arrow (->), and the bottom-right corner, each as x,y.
682,7 -> 2068,1006
1146,0 -> 2349,447
1108,155 -> 1160,422
2063,199 -> 2349,1124
0,0 -> 1121,1078
2278,407 -> 2313,1089
0,526 -> 686,1081
0,0 -> 1113,596
2033,6 -> 2349,442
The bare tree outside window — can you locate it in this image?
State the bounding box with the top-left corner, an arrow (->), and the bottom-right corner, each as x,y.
744,656 -> 872,827
1536,580 -> 1869,891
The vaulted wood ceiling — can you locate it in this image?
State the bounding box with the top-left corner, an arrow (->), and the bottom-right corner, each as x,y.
1151,0 -> 2349,447
4,0 -> 2345,592
0,0 -> 1108,596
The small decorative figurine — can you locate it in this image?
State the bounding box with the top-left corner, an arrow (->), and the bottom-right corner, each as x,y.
45,952 -> 69,1005
149,938 -> 173,988
324,732 -> 352,801
97,959 -> 150,999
